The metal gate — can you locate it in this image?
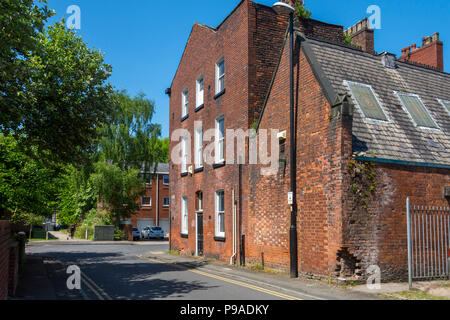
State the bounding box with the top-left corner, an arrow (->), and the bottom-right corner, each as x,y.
407,198 -> 450,288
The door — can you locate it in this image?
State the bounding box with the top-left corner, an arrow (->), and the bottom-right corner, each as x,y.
196,212 -> 204,256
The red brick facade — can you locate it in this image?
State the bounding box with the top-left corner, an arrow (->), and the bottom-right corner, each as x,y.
0,221 -> 10,300
130,174 -> 170,228
169,0 -> 345,262
169,0 -> 449,282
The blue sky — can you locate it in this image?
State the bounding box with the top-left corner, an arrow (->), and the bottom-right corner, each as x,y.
46,0 -> 450,138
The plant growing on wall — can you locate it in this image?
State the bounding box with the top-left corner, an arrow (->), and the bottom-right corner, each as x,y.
347,159 -> 376,210
295,2 -> 311,20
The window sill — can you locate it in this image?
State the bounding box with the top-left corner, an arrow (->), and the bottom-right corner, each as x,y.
194,104 -> 204,112
214,236 -> 226,242
194,167 -> 204,174
213,162 -> 225,169
180,114 -> 189,122
214,89 -> 226,100
180,172 -> 188,177
181,233 -> 188,239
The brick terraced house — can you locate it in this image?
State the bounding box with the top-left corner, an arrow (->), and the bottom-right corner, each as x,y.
168,0 -> 450,281
123,163 -> 170,236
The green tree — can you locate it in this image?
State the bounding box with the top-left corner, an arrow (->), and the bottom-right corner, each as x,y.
90,161 -> 145,228
0,0 -> 53,130
99,91 -> 166,173
57,164 -> 97,226
1,8 -> 114,163
0,135 -> 61,219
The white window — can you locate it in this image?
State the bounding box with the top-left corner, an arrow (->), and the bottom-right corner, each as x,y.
215,58 -> 225,94
181,136 -> 188,173
215,190 -> 225,238
181,89 -> 189,118
163,197 -> 170,207
196,76 -> 204,108
215,116 -> 225,163
181,196 -> 188,235
163,175 -> 169,185
141,173 -> 152,185
197,192 -> 203,212
195,124 -> 203,169
141,196 -> 152,207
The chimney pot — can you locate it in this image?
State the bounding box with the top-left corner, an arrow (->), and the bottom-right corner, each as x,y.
433,32 -> 440,42
411,44 -> 416,51
423,36 -> 432,46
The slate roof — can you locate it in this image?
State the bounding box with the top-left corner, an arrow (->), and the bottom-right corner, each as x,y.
139,163 -> 169,174
303,36 -> 450,167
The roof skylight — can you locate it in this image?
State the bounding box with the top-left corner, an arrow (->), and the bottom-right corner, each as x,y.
345,81 -> 389,122
395,92 -> 439,129
438,99 -> 450,114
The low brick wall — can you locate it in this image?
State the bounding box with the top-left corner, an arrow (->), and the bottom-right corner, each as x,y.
8,242 -> 19,297
0,221 -> 10,300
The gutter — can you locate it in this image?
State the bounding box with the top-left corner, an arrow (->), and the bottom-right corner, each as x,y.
354,156 -> 450,170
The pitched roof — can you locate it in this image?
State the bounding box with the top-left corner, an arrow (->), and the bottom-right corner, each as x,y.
140,163 -> 169,174
303,36 -> 450,167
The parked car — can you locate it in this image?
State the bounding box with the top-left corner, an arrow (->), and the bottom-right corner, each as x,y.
132,227 -> 141,241
141,226 -> 165,240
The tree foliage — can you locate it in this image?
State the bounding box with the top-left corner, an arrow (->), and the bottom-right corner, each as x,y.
1,2 -> 114,164
99,91 -> 165,173
90,161 -> 145,227
0,135 -> 61,219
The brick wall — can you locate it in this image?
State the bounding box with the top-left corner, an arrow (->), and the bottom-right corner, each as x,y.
0,221 -> 10,300
8,242 -> 18,297
130,174 -> 170,227
342,163 -> 450,281
169,0 -> 252,260
248,36 -> 351,276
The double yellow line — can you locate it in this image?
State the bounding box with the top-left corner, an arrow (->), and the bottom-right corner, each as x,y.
80,270 -> 112,300
142,256 -> 303,300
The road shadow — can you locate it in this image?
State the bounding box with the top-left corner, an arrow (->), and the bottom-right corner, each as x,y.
30,251 -> 217,300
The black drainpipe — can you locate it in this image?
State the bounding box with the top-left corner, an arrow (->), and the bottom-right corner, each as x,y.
288,11 -> 298,279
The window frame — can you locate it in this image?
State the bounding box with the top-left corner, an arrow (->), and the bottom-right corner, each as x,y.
196,75 -> 204,108
215,57 -> 225,95
181,88 -> 189,119
141,196 -> 152,207
394,91 -> 440,130
215,115 -> 225,164
181,196 -> 188,235
181,136 -> 188,174
344,80 -> 390,123
195,124 -> 203,169
438,99 -> 450,116
215,190 -> 225,238
162,197 -> 170,207
162,175 -> 169,185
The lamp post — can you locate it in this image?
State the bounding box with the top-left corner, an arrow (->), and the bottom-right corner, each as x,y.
272,1 -> 298,278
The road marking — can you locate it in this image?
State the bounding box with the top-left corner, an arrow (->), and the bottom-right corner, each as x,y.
81,270 -> 113,300
140,256 -> 303,300
189,269 -> 302,300
81,278 -> 104,300
66,260 -> 112,300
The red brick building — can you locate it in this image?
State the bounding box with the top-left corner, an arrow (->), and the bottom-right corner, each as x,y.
168,0 -> 450,281
127,163 -> 170,236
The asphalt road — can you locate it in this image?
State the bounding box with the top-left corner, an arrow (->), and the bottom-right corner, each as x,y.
26,242 -> 299,300
25,242 -> 379,301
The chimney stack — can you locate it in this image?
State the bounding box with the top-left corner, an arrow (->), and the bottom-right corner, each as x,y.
399,32 -> 444,72
344,18 -> 375,54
